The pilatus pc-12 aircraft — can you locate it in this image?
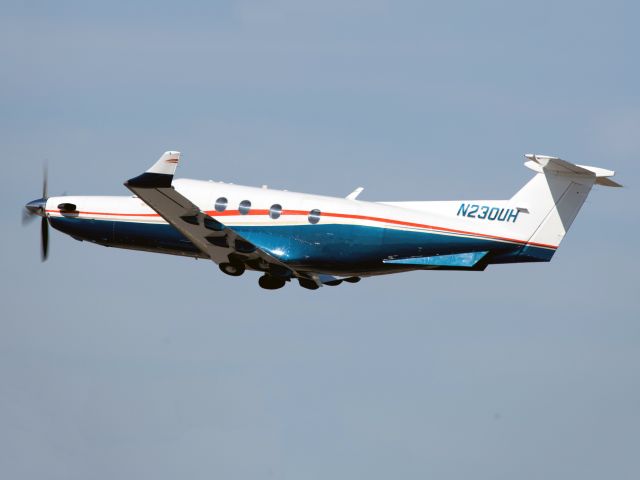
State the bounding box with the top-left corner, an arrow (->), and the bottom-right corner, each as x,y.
24,152 -> 620,290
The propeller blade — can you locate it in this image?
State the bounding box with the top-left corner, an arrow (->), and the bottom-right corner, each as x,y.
42,163 -> 48,199
22,208 -> 36,225
41,217 -> 49,261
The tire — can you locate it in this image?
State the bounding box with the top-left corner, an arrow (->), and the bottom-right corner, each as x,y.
258,275 -> 286,290
298,278 -> 320,290
219,262 -> 245,277
343,276 -> 361,283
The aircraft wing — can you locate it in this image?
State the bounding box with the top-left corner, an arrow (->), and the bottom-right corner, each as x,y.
124,151 -> 297,279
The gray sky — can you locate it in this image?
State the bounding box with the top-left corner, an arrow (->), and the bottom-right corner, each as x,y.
2,1 -> 639,479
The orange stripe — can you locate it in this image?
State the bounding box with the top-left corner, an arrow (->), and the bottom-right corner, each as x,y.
47,209 -> 158,217
46,208 -> 558,250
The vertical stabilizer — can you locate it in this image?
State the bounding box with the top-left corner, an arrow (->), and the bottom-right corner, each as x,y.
510,154 -> 619,259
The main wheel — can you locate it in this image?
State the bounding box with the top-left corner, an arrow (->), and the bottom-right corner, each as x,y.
219,262 -> 245,277
298,278 -> 320,290
258,275 -> 286,290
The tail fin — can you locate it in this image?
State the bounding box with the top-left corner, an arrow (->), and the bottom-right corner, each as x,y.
510,154 -> 620,259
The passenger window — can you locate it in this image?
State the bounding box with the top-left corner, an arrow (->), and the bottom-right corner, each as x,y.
214,197 -> 228,212
308,209 -> 321,224
269,204 -> 282,219
239,200 -> 251,215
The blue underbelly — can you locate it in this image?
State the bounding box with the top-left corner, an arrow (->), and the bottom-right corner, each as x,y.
49,217 -> 535,267
49,217 -> 201,256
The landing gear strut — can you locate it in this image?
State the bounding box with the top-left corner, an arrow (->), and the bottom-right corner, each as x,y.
219,262 -> 245,277
258,274 -> 286,290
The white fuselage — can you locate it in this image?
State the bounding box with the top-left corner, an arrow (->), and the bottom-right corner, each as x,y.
44,178 -> 555,275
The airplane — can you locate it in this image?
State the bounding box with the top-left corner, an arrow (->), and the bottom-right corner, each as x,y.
23,151 -> 621,290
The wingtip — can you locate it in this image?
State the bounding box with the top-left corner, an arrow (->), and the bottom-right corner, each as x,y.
125,151 -> 180,188
595,177 -> 623,188
125,172 -> 174,188
148,151 -> 180,174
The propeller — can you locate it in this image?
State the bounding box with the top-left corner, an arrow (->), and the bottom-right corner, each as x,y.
24,164 -> 50,261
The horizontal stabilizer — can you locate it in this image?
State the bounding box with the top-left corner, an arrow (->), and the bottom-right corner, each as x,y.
594,176 -> 623,187
524,154 -> 622,187
383,251 -> 488,268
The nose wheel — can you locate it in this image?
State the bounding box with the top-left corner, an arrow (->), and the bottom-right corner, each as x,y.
219,262 -> 245,277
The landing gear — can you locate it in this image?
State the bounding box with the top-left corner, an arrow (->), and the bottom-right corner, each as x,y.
219,262 -> 245,277
258,274 -> 286,290
298,278 -> 320,290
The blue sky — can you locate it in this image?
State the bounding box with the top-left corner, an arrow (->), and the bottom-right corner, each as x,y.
2,1 -> 639,479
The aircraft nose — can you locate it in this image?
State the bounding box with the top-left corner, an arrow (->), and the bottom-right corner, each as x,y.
25,198 -> 47,217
